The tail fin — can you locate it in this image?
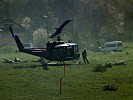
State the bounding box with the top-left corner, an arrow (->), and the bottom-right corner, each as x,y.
9,26 -> 24,51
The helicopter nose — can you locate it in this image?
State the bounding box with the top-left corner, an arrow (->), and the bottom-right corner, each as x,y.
75,53 -> 80,59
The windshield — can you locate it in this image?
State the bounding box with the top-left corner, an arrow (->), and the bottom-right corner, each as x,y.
117,43 -> 122,46
74,45 -> 79,53
105,44 -> 116,47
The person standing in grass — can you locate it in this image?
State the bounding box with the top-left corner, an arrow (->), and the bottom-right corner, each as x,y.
82,49 -> 89,64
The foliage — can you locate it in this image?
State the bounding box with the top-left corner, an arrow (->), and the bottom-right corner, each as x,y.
93,64 -> 107,72
32,28 -> 47,47
0,0 -> 133,48
103,84 -> 119,91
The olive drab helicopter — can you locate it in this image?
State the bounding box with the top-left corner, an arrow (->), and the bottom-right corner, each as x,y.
9,20 -> 80,64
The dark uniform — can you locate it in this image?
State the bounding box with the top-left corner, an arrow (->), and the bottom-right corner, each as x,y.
82,49 -> 89,64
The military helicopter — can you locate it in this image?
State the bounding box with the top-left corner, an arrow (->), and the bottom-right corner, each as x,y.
9,20 -> 80,64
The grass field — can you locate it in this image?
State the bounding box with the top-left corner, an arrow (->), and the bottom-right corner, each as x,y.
0,43 -> 133,100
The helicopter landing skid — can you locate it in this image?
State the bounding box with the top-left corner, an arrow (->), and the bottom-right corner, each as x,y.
72,60 -> 81,65
57,61 -> 65,65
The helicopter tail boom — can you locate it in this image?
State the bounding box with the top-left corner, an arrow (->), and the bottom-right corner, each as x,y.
9,26 -> 48,58
13,35 -> 24,51
9,26 -> 24,51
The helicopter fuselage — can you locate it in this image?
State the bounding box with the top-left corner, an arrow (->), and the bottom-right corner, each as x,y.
9,20 -> 80,62
11,34 -> 80,62
20,41 -> 80,61
45,41 -> 80,61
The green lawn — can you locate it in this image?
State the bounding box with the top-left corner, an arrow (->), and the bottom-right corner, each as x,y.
0,43 -> 133,100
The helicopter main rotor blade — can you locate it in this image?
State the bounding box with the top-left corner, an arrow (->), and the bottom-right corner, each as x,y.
50,20 -> 72,38
58,20 -> 72,30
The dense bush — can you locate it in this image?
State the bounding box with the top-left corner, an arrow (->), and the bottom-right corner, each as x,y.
93,64 -> 107,72
104,63 -> 112,68
103,84 -> 119,91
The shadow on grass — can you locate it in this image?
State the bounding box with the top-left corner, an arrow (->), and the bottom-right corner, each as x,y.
12,62 -> 83,70
13,65 -> 41,69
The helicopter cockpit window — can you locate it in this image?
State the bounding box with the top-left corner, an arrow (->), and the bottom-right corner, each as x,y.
67,46 -> 73,56
74,45 -> 79,53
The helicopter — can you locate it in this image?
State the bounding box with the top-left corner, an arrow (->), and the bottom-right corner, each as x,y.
9,20 -> 80,64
